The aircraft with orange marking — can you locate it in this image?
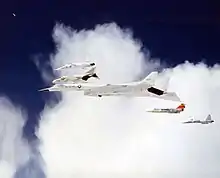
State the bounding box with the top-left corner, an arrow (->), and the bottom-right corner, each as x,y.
146,103 -> 185,114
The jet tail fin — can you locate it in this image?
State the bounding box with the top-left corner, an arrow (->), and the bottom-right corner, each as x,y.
176,103 -> 186,110
85,66 -> 96,74
206,114 -> 212,121
92,73 -> 100,79
82,73 -> 100,81
141,71 -> 158,85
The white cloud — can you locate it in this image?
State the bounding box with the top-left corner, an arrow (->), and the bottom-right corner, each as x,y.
37,22 -> 220,178
32,54 -> 55,85
0,97 -> 31,178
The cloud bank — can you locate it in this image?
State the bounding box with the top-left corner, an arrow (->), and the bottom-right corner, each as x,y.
0,98 -> 31,178
37,23 -> 220,178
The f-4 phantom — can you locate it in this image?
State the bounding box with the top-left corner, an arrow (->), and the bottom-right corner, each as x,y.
52,66 -> 99,84
146,103 -> 185,114
183,114 -> 214,124
54,61 -> 95,71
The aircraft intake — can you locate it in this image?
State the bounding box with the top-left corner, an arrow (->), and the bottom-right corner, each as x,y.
147,87 -> 164,96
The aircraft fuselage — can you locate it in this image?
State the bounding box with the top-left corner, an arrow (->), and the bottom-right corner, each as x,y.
183,120 -> 214,124
83,83 -> 180,101
147,108 -> 182,113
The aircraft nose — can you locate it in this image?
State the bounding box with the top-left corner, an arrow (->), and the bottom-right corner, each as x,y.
52,79 -> 59,84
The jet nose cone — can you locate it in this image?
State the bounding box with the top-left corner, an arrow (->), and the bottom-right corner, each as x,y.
52,79 -> 60,84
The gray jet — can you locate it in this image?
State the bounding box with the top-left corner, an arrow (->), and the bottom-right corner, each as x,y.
183,114 -> 214,124
54,62 -> 95,71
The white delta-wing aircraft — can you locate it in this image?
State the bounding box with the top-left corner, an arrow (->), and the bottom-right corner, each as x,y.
146,103 -> 185,113
182,114 -> 214,124
82,71 -> 181,102
39,71 -> 181,102
54,61 -> 95,71
52,66 -> 99,84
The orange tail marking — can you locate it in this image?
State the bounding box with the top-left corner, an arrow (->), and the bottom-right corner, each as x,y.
176,103 -> 185,110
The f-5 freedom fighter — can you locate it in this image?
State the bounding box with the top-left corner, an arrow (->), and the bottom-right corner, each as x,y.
54,61 -> 95,71
182,114 -> 214,124
52,66 -> 99,84
146,103 -> 185,113
39,71 -> 181,102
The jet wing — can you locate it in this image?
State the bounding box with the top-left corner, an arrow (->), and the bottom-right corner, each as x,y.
84,87 -> 180,102
182,117 -> 201,124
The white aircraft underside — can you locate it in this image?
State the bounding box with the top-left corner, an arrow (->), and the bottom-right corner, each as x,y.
83,85 -> 180,102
